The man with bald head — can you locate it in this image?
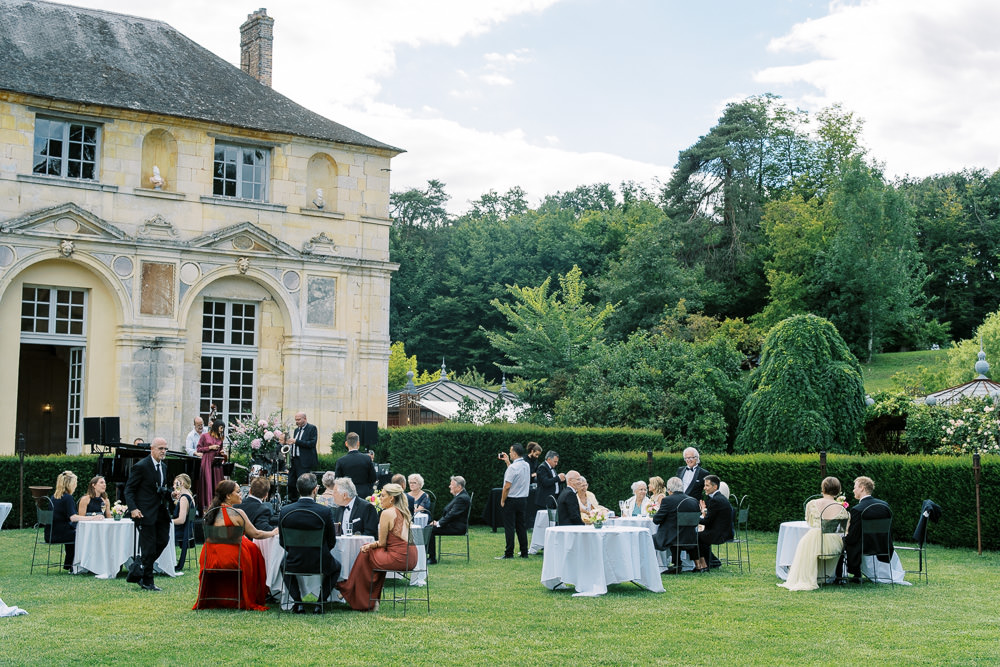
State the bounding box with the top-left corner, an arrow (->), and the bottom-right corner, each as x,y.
124,437 -> 173,591
285,412 -> 318,501
556,470 -> 584,526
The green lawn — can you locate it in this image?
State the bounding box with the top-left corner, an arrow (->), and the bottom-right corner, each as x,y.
1,525 -> 998,665
861,349 -> 949,393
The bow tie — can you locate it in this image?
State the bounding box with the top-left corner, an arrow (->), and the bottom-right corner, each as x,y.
687,468 -> 695,472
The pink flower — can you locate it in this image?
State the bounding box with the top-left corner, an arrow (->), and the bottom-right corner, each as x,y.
258,419 -> 268,427
263,430 -> 274,440
250,438 -> 262,450
274,430 -> 283,439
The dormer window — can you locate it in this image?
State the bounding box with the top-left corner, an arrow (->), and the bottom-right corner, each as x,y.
213,142 -> 268,201
32,117 -> 100,180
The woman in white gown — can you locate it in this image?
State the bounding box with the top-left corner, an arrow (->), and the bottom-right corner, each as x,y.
779,476 -> 849,591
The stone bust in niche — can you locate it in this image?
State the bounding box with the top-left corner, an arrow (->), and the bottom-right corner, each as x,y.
149,165 -> 165,190
313,188 -> 324,209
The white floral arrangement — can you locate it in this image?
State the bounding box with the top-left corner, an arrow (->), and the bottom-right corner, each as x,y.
111,501 -> 129,519
584,506 -> 609,525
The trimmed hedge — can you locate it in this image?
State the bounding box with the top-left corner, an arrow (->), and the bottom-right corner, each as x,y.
589,451 -> 999,550
0,455 -> 103,529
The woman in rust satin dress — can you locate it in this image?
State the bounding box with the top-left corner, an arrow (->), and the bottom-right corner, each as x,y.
337,483 -> 418,611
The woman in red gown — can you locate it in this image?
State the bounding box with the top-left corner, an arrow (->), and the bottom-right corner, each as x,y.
193,480 -> 277,611
197,419 -> 226,512
337,483 -> 418,611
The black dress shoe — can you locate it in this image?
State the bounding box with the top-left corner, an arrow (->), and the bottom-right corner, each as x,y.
292,604 -> 305,614
140,583 -> 162,592
663,568 -> 682,575
693,567 -> 709,573
832,577 -> 847,585
495,555 -> 513,560
426,558 -> 437,565
520,554 -> 530,559
312,606 -> 323,615
849,576 -> 863,584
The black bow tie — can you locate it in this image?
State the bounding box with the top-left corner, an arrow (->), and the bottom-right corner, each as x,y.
688,468 -> 695,472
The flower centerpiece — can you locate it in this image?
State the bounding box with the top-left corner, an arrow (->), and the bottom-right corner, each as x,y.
367,492 -> 384,512
585,506 -> 609,529
111,501 -> 128,521
228,412 -> 287,461
646,502 -> 659,517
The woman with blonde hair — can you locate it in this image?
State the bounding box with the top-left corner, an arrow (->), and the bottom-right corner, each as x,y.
337,483 -> 418,611
49,471 -> 100,570
77,475 -> 111,518
779,476 -> 850,591
171,473 -> 196,571
648,476 -> 666,509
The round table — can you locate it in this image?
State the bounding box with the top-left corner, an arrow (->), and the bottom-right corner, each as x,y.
775,520 -> 811,580
0,502 -> 12,530
541,525 -> 665,597
608,515 -> 695,571
73,518 -> 177,579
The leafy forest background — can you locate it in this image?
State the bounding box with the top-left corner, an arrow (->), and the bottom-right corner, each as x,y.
385,94 -> 1000,454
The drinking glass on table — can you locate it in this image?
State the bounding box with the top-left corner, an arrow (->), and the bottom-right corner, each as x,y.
344,522 -> 353,536
619,500 -> 627,518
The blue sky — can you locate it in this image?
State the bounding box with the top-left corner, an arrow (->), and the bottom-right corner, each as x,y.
43,0 -> 1000,212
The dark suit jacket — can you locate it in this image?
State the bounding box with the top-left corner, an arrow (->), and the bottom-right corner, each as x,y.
334,450 -> 378,498
535,462 -> 560,507
334,497 -> 379,537
556,487 -> 583,526
437,490 -> 471,531
291,423 -> 319,468
700,492 -> 734,543
278,497 -> 339,576
234,496 -> 274,531
652,492 -> 699,551
845,496 -> 894,565
676,465 -> 710,501
124,456 -> 171,526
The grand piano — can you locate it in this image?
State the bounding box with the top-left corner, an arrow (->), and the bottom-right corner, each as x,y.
95,443 -> 201,503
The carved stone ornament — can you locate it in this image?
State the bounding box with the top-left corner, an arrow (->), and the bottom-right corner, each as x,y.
59,239 -> 75,257
302,231 -> 337,255
137,214 -> 180,239
236,256 -> 251,274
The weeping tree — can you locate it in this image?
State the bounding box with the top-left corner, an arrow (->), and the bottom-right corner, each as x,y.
735,314 -> 865,453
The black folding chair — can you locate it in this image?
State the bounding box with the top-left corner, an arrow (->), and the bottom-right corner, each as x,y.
196,517 -> 244,608
279,508 -> 330,614
438,491 -> 474,562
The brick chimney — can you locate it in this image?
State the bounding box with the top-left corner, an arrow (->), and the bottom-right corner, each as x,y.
240,8 -> 274,87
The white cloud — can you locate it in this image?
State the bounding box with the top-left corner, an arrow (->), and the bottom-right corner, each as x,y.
480,73 -> 514,86
757,0 -> 1000,178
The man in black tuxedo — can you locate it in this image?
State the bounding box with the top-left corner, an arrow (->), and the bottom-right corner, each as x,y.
286,412 -> 318,501
427,475 -> 471,564
334,432 -> 377,499
278,473 -> 340,612
677,447 -> 710,501
330,477 -> 379,537
842,476 -> 894,583
534,451 -> 564,515
234,476 -> 274,531
694,475 -> 733,572
556,470 -> 584,526
124,437 -> 173,591
652,476 -> 700,573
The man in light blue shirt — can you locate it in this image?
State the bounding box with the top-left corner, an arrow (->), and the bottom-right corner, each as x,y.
497,443 -> 531,559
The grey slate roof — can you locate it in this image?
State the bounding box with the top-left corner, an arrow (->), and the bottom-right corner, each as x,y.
0,0 -> 401,152
386,378 -> 517,410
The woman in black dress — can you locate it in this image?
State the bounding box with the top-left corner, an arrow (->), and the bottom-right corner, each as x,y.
48,471 -> 100,570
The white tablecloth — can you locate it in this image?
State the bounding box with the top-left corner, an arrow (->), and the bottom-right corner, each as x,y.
529,510 -> 553,552
0,502 -> 11,530
776,519 -> 911,585
255,534 -> 374,608
541,525 -> 665,597
73,518 -> 177,579
608,516 -> 695,571
385,525 -> 427,587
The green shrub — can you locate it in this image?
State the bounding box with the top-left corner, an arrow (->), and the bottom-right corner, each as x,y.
0,455 -> 103,529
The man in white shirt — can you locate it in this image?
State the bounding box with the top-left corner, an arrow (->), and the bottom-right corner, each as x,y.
185,416 -> 204,457
497,443 -> 531,559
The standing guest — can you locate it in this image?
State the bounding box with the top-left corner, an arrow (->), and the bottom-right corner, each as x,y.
652,477 -> 699,574
185,416 -> 204,457
694,475 -> 733,573
124,438 -> 173,591
234,476 -> 274,531
648,476 -> 666,508
622,480 -> 652,517
197,419 -> 226,512
534,450 -> 565,516
842,476 -> 894,584
497,443 -> 531,559
331,477 -> 379,538
337,483 -> 418,611
426,476 -> 471,564
526,442 -> 543,483
334,432 -> 377,499
278,473 -> 339,613
77,475 -> 111,517
677,447 -> 710,501
556,470 -> 583,526
316,471 -> 339,508
49,471 -> 101,570
171,474 -> 196,571
406,473 -> 432,515
193,480 -> 276,611
284,412 -> 318,502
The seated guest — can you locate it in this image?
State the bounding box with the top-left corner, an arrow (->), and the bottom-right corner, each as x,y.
171,474 -> 197,571
426,476 -> 471,564
648,476 -> 666,508
407,473 -> 432,516
556,470 -> 584,526
337,483 -> 418,611
331,477 -> 379,537
576,476 -> 605,521
842,476 -> 894,584
780,476 -> 849,591
317,471 -> 338,508
652,476 -> 700,573
622,480 -> 652,517
234,476 -> 274,531
78,475 -> 111,517
193,480 -> 276,611
49,471 -> 101,570
278,473 -> 340,613
694,475 -> 733,572
392,473 -> 416,515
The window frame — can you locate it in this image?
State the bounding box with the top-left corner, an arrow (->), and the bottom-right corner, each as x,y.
212,141 -> 270,202
32,116 -> 101,181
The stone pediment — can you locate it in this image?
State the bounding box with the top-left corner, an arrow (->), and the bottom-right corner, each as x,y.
188,221 -> 299,257
0,202 -> 131,241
